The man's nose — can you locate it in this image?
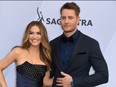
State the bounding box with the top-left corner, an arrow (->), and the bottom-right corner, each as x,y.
65,18 -> 69,23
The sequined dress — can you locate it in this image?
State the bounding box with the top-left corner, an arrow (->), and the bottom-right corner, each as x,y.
16,61 -> 47,87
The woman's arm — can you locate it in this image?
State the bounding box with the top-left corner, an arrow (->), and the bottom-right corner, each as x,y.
43,71 -> 53,87
0,48 -> 18,87
0,70 -> 7,87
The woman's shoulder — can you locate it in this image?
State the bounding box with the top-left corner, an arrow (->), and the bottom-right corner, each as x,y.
11,46 -> 21,50
11,46 -> 25,55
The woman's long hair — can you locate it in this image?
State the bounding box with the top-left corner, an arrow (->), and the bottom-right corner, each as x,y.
21,21 -> 52,70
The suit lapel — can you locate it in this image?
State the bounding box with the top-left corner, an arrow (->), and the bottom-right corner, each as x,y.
68,32 -> 84,68
54,36 -> 63,71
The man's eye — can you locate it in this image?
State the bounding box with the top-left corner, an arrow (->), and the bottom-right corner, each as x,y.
61,17 -> 65,19
69,17 -> 74,19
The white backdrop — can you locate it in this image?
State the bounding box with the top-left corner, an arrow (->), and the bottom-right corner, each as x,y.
0,1 -> 116,87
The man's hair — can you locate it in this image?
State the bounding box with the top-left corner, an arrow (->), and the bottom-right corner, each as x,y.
60,2 -> 80,16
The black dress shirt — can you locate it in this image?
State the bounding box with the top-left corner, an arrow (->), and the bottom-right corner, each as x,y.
60,30 -> 80,70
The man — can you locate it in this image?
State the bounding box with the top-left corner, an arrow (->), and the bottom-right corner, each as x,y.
50,2 -> 108,87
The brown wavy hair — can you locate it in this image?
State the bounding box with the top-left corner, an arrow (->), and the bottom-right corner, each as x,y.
21,21 -> 52,70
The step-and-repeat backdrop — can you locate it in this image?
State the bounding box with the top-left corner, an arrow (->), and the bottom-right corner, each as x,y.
0,1 -> 116,87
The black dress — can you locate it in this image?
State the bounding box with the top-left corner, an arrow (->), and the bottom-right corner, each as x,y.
16,61 -> 47,87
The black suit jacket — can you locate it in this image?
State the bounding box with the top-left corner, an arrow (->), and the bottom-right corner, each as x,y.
50,31 -> 108,87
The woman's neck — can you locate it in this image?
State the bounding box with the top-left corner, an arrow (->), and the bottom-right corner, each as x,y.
28,45 -> 40,53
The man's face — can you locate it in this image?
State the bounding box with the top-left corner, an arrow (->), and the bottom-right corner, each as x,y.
60,9 -> 80,34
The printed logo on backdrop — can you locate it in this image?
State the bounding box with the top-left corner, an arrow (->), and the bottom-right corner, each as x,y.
37,7 -> 93,26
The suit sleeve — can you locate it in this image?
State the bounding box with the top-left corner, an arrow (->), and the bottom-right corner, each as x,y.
50,41 -> 55,78
73,40 -> 109,87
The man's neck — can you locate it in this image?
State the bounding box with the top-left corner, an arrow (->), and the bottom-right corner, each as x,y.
64,29 -> 77,37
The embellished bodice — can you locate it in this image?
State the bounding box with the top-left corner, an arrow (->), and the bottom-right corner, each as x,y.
16,61 -> 47,87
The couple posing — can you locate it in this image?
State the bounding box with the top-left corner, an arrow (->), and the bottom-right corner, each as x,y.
0,2 -> 108,87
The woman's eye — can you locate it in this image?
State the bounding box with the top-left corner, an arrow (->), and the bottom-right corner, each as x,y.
37,32 -> 41,35
29,32 -> 33,34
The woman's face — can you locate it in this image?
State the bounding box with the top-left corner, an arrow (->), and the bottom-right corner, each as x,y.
28,25 -> 41,47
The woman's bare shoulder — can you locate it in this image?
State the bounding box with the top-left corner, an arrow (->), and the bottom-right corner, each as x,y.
11,46 -> 25,55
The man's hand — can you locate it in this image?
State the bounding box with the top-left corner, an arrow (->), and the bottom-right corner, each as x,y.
56,72 -> 73,87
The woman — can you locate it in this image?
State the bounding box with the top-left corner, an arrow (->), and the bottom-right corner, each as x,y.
0,21 -> 53,87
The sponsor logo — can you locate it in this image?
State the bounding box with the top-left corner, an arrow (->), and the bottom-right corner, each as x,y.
37,7 -> 93,26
